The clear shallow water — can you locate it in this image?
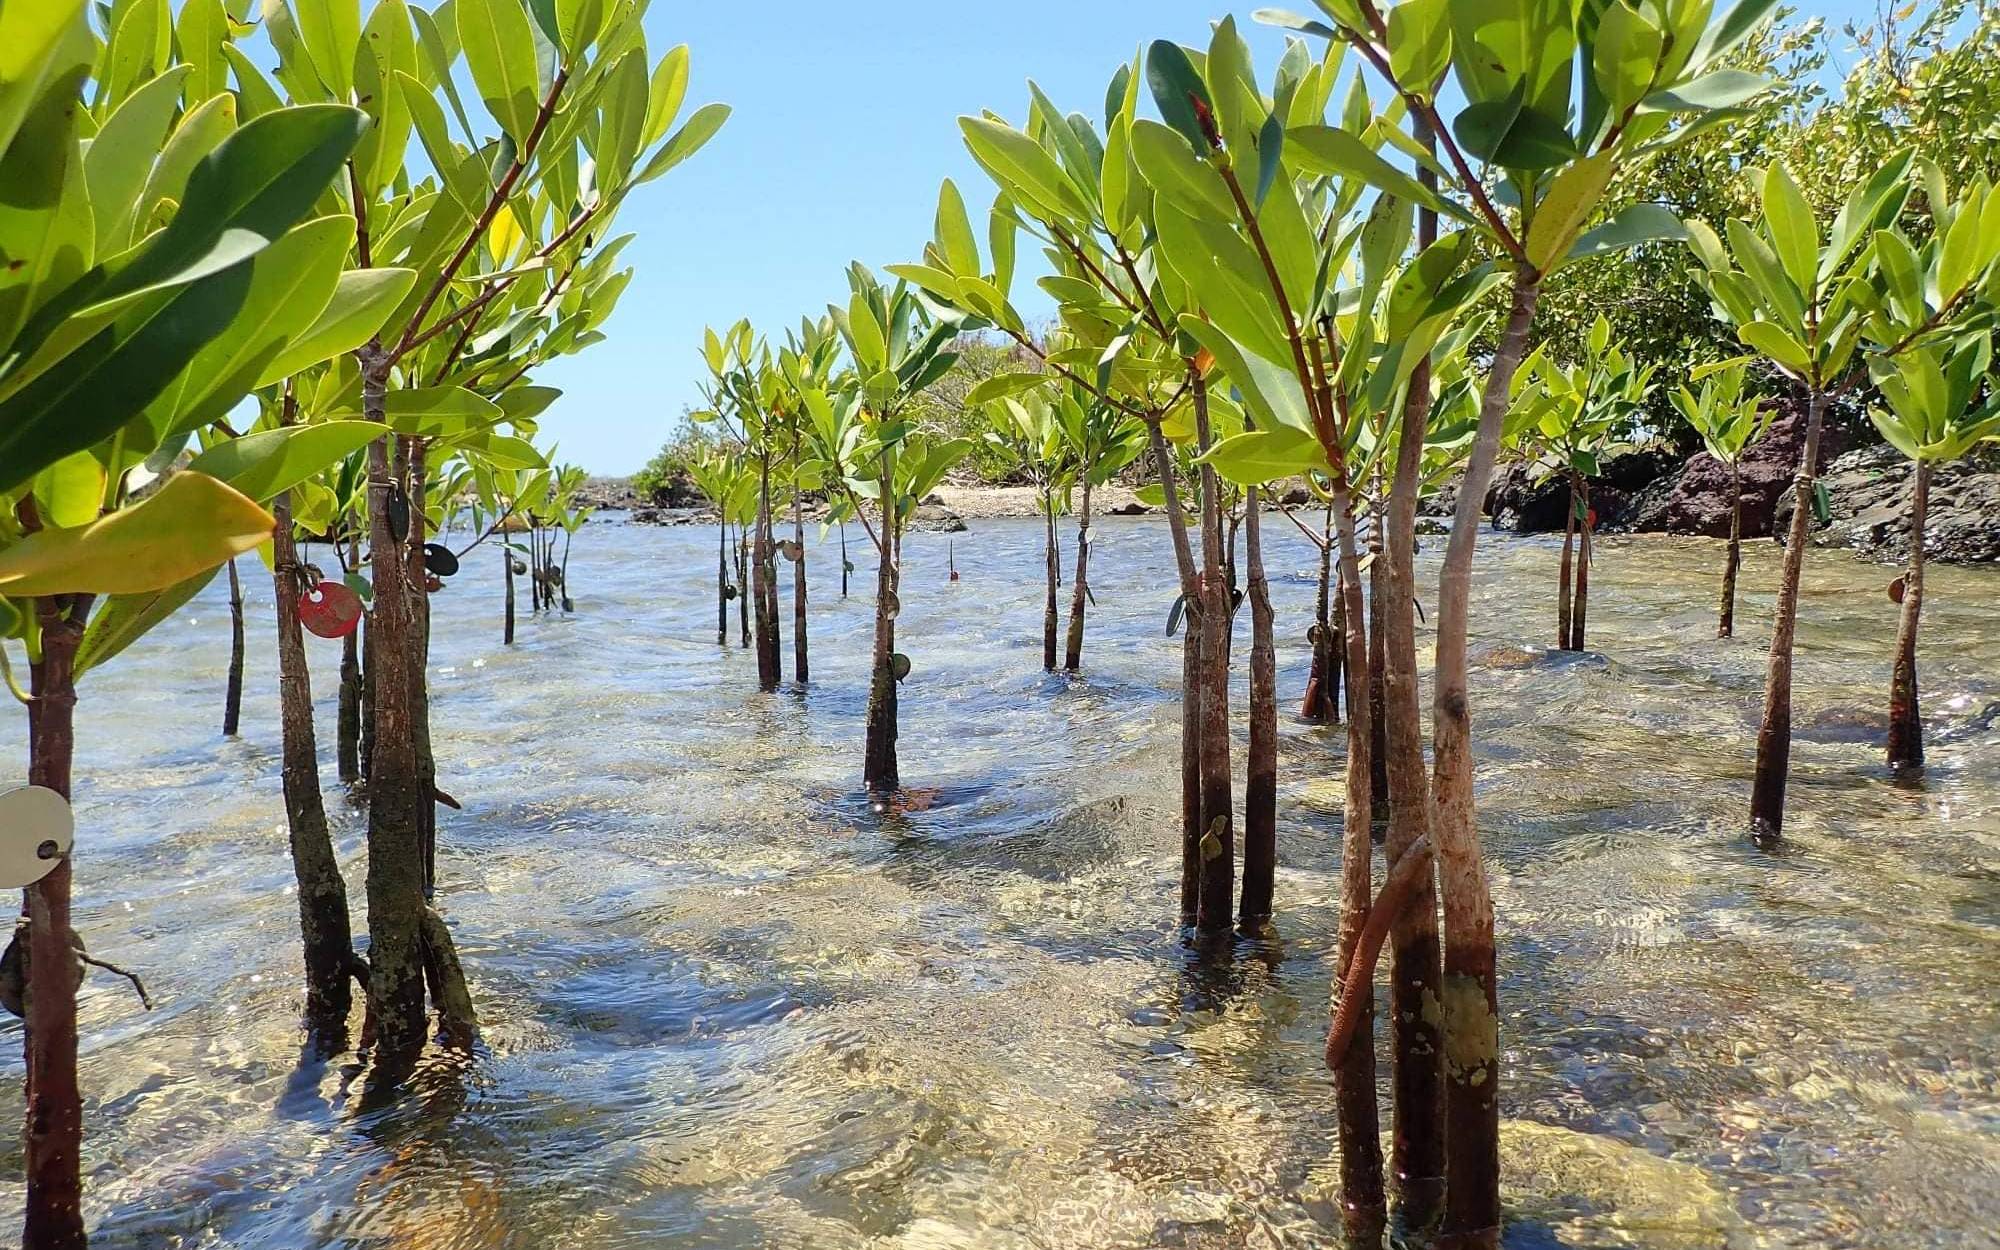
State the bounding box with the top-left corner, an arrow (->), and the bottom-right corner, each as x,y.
0,515 -> 1996,1250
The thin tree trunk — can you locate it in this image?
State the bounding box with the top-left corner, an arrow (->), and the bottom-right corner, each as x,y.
715,521 -> 729,645
1330,476 -> 1385,1247
1887,459 -> 1931,773
359,349 -> 429,1062
273,460 -> 359,1048
1303,502 -> 1336,722
1042,494 -> 1059,672
1569,478 -> 1592,652
736,525 -> 751,649
839,521 -> 851,598
338,533 -> 363,783
408,440 -> 438,899
1330,567 -> 1347,723
358,615 -> 375,782
1382,124 -> 1446,1223
1382,314 -> 1445,1231
1238,484 -> 1278,929
1368,501 -> 1390,813
504,545 -> 516,645
1431,273 -> 1541,1250
1147,417 -> 1204,926
1558,490 -> 1576,649
223,558 -> 246,736
22,588 -> 93,1250
1750,386 -> 1826,841
863,461 -> 899,792
1192,377 -> 1234,936
792,458 -> 809,684
754,452 -> 780,690
1063,479 -> 1092,671
1719,462 -> 1741,639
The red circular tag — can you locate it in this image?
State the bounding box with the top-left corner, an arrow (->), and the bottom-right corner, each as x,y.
300,580 -> 364,639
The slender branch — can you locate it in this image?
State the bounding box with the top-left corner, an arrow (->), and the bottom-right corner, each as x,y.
1055,226 -> 1142,319
1343,3 -> 1528,264
392,68 -> 573,362
996,324 -> 1154,422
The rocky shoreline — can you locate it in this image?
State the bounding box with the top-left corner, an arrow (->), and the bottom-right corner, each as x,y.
583,435 -> 2000,564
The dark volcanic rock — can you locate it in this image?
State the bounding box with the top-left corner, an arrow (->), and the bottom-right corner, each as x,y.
1483,446 -> 1683,532
1772,444 -> 2000,564
1628,400 -> 1854,539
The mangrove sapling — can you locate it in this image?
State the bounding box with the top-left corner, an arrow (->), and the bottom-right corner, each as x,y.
1866,336 -> 2000,772
824,267 -> 973,793
1061,393 -> 1143,671
688,451 -> 740,645
1255,0 -> 1776,1236
981,386 -> 1072,671
1683,154 -> 1996,835
1671,363 -> 1773,638
255,0 -> 732,1063
0,69 -> 392,1237
1509,321 -> 1653,651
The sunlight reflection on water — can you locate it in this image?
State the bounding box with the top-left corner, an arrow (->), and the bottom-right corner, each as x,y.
0,516 -> 1996,1249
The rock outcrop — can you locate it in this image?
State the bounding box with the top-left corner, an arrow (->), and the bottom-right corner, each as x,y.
1772,444 -> 2000,564
1626,401 -> 1856,539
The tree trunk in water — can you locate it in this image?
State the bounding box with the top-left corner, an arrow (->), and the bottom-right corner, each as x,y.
1304,503 -> 1336,722
358,616 -> 375,781
1887,459 -> 1930,773
1368,508 -> 1390,814
1042,497 -> 1059,672
736,525 -> 751,649
1238,485 -> 1278,930
1431,274 -> 1541,1250
1146,415 -> 1205,927
792,477 -> 809,684
839,522 -> 851,598
223,558 -> 246,737
338,534 -> 363,783
359,353 -> 430,1063
274,486 -> 359,1048
22,590 -> 92,1250
1330,481 -> 1385,1246
1750,387 -> 1827,841
863,468 -> 899,793
1192,378 -> 1234,936
1332,581 -> 1349,723
1558,493 -> 1576,649
1569,479 -> 1592,652
1382,342 -> 1445,1231
504,545 -> 516,645
754,454 -> 780,691
1064,481 -> 1091,672
1719,463 -> 1742,639
715,522 -> 728,645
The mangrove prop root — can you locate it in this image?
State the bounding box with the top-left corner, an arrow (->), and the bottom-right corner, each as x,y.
77,951 -> 153,1011
1326,835 -> 1435,1069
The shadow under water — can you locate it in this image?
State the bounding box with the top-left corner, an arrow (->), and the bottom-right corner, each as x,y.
1,517 -> 1996,1249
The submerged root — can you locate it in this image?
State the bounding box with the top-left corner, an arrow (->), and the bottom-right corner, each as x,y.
420,906 -> 478,1049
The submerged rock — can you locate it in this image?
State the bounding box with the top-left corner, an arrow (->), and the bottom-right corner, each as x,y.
908,503 -> 968,533
1500,1120 -> 1744,1246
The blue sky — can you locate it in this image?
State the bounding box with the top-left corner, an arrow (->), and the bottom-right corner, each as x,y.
547,1 -> 1886,474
